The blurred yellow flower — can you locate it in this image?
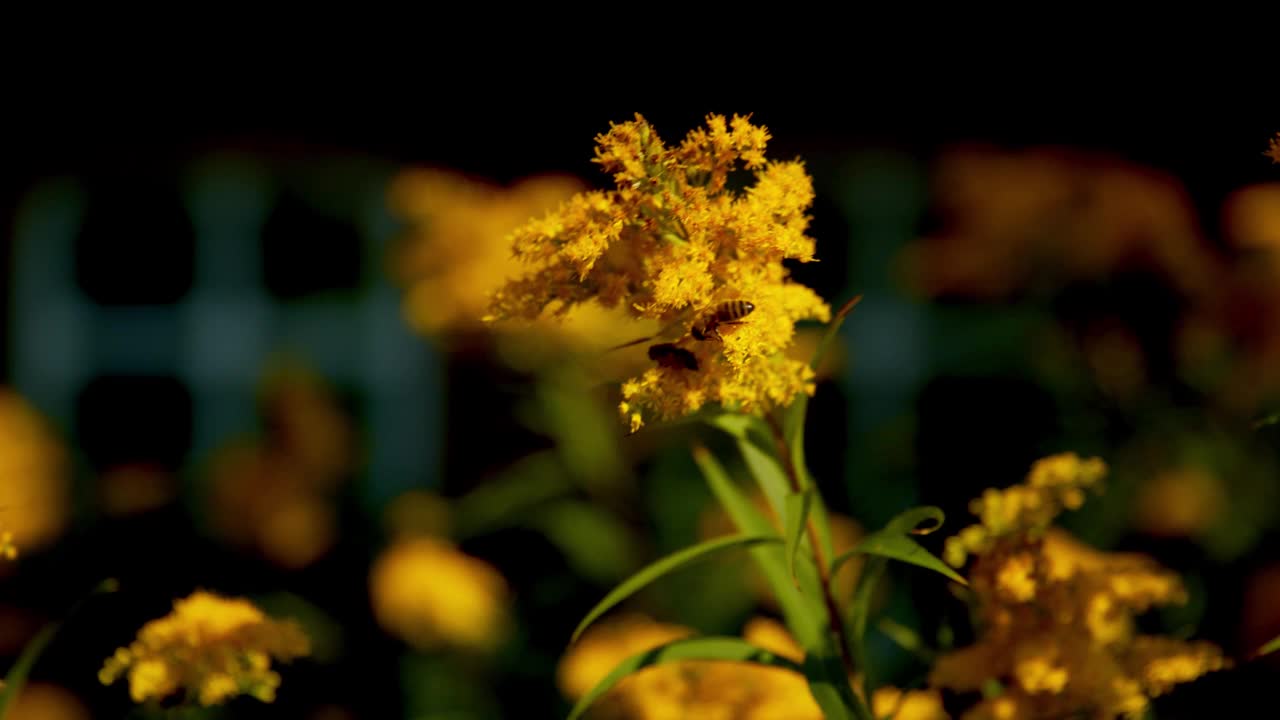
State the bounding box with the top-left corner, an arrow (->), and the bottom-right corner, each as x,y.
0,389 -> 68,552
870,685 -> 949,720
486,113 -> 830,431
98,463 -> 176,517
99,591 -> 310,706
1267,133 -> 1280,164
369,536 -> 509,652
6,683 -> 88,720
389,169 -> 585,334
931,455 -> 1228,719
1132,465 -> 1226,538
559,615 -> 829,720
900,146 -> 1219,301
209,364 -> 353,569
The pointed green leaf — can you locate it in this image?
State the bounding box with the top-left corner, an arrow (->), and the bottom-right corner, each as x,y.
0,578 -> 117,720
1255,633 -> 1280,658
523,500 -> 639,584
692,446 -> 867,720
570,534 -> 781,644
831,507 -> 966,586
784,490 -> 814,580
0,625 -> 55,720
783,294 -> 863,473
566,636 -> 802,720
848,556 -> 887,699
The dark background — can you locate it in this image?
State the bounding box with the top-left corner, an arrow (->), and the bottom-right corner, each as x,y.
2,77 -> 1277,718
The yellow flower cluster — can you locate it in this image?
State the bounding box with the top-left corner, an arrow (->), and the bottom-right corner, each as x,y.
368,536 -> 509,653
932,455 -> 1228,719
485,114 -> 830,431
0,389 -> 69,553
209,364 -> 354,569
559,615 -> 945,720
900,147 -> 1219,301
389,169 -> 588,334
944,453 -> 1107,568
99,591 -> 310,707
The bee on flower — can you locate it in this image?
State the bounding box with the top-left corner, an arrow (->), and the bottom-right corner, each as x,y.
485,113 -> 830,431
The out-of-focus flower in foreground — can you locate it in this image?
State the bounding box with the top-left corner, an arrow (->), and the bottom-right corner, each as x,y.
5,683 -> 89,720
559,614 -> 945,719
0,389 -> 68,554
369,536 -> 509,653
99,591 -> 310,707
485,113 -> 830,431
900,146 -> 1219,301
934,453 -> 1228,719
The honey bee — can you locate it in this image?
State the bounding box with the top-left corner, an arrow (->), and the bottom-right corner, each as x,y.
607,299 -> 757,354
689,300 -> 755,341
647,342 -> 699,371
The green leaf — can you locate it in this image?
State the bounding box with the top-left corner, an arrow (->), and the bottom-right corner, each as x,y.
831,507 -> 966,586
877,617 -> 935,662
848,556 -> 887,698
783,294 -> 863,474
1255,633 -> 1280,658
566,636 -> 802,720
784,490 -> 814,580
570,534 -> 781,644
453,450 -> 572,538
0,625 -> 55,720
523,500 -> 639,584
692,446 -> 868,720
0,578 -> 118,720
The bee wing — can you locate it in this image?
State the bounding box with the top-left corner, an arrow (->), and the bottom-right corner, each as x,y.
604,308 -> 694,352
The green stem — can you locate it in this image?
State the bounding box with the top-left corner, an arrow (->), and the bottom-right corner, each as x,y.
764,416 -> 861,687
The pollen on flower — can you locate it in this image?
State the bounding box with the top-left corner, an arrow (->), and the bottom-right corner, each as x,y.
485,113 -> 831,430
98,590 -> 310,707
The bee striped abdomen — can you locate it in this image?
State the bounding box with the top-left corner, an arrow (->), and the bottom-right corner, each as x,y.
691,300 -> 756,341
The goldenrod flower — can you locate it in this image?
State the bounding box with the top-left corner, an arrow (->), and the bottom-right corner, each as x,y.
900,147 -> 1219,301
368,536 -> 509,652
209,364 -> 352,569
931,454 -> 1228,719
0,389 -> 68,552
99,591 -> 310,706
389,169 -> 586,334
486,114 -> 830,431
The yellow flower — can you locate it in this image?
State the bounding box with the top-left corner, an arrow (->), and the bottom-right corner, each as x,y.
486,114 -> 830,430
99,591 -> 310,707
899,146 -> 1219,301
209,364 -> 352,569
944,453 -> 1106,568
5,683 -> 89,720
560,615 -> 832,720
368,536 -> 509,652
1132,465 -> 1226,538
0,389 -> 69,552
871,686 -> 949,720
931,455 -> 1228,719
389,169 -> 583,332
